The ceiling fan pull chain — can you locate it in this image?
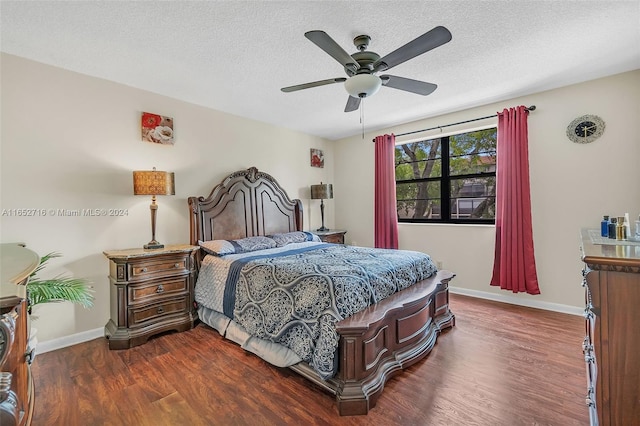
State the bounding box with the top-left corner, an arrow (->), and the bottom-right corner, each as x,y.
361,99 -> 365,139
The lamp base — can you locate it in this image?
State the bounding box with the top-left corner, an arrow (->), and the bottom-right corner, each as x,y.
316,226 -> 330,232
144,241 -> 164,250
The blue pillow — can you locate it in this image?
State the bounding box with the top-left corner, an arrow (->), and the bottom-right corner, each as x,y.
199,236 -> 277,256
268,231 -> 320,247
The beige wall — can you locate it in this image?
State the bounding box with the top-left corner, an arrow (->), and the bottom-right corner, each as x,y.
2,52 -> 638,346
334,70 -> 640,309
0,54 -> 334,343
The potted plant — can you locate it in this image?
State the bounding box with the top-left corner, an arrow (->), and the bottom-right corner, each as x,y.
28,252 -> 94,310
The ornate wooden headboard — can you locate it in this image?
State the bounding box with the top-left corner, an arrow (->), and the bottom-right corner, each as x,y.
188,167 -> 303,245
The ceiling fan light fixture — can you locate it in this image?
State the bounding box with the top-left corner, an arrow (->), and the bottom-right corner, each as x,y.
344,74 -> 382,98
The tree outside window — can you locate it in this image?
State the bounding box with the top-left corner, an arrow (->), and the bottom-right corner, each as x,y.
395,128 -> 496,224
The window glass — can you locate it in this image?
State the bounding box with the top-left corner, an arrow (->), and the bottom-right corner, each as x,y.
450,177 -> 496,219
395,139 -> 442,179
396,181 -> 441,220
395,127 -> 497,224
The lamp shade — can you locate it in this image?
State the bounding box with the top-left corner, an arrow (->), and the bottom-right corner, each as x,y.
133,169 -> 175,196
310,183 -> 333,200
344,74 -> 382,98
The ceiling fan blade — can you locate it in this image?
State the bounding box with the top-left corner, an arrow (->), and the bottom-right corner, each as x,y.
305,30 -> 359,73
380,75 -> 437,95
281,77 -> 346,93
345,96 -> 361,112
373,26 -> 452,72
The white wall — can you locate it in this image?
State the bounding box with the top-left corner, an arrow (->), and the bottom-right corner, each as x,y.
334,70 -> 640,309
0,54 -> 335,343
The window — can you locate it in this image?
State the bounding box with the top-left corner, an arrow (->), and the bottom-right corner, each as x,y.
395,127 -> 497,224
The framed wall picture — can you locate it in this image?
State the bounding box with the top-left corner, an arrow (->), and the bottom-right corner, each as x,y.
310,148 -> 324,168
141,112 -> 174,145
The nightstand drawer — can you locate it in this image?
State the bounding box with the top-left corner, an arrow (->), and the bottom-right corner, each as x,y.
128,276 -> 189,305
314,230 -> 347,244
321,233 -> 344,244
129,256 -> 188,280
128,296 -> 188,327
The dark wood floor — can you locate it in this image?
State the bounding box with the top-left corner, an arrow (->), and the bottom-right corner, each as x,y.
31,294 -> 589,425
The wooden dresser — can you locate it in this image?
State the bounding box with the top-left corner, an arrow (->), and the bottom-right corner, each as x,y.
1,243 -> 39,426
580,229 -> 640,426
103,245 -> 199,350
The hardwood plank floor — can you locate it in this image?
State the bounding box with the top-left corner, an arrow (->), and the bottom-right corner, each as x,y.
31,294 -> 589,425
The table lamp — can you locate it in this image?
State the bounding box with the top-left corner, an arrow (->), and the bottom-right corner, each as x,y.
133,167 -> 175,249
310,182 -> 333,231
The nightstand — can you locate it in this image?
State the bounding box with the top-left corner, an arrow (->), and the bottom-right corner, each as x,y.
313,229 -> 347,244
103,245 -> 199,350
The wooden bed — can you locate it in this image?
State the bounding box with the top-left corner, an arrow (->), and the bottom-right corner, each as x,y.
188,167 -> 455,415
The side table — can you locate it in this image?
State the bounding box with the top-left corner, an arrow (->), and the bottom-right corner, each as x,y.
103,245 -> 199,350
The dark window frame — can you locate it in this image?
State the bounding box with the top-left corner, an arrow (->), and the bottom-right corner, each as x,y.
395,128 -> 497,225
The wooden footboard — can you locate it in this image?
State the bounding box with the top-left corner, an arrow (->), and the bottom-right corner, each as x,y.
290,270 -> 455,415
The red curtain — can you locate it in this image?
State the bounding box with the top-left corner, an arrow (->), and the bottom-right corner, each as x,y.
374,134 -> 399,249
490,106 -> 540,294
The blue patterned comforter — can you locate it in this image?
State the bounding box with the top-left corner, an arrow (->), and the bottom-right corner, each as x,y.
216,243 -> 437,380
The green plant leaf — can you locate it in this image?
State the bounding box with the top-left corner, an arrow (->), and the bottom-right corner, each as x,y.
28,253 -> 94,309
29,251 -> 62,277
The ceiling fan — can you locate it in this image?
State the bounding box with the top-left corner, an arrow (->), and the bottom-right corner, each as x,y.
281,26 -> 452,112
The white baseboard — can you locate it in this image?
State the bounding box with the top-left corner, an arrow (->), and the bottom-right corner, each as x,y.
449,286 -> 584,316
36,327 -> 104,354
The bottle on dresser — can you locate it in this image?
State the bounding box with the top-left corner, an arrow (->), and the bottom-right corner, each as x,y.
608,217 -> 617,239
601,215 -> 610,237
636,214 -> 640,239
624,213 -> 631,240
616,216 -> 627,241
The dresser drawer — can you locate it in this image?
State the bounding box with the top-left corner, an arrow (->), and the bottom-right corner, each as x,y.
128,297 -> 188,327
128,255 -> 188,281
128,276 -> 189,305
0,308 -> 18,368
0,298 -> 31,426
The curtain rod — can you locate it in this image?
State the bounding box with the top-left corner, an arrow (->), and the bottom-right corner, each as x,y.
372,105 -> 536,142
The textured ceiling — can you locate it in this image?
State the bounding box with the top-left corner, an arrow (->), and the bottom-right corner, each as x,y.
2,1 -> 639,140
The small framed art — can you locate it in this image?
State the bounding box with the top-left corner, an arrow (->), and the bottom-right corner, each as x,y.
310,148 -> 324,168
141,112 -> 174,145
